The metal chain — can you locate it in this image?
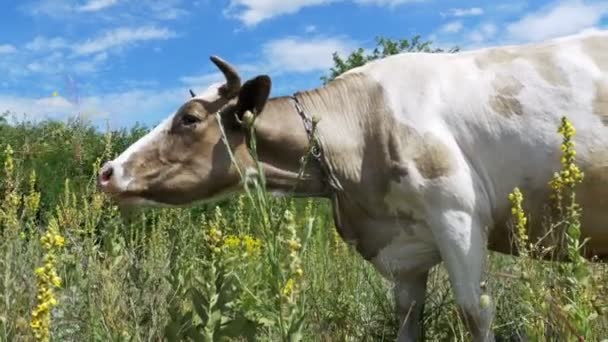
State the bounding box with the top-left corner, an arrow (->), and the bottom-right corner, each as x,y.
290,94 -> 338,193
291,95 -> 321,158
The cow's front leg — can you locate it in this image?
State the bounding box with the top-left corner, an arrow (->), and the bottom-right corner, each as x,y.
430,209 -> 494,342
394,270 -> 429,342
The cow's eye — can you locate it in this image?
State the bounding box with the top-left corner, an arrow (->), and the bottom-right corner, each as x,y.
181,113 -> 201,126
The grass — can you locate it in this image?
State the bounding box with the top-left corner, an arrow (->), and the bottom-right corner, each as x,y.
0,114 -> 607,341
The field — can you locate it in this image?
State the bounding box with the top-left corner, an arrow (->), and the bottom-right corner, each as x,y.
1,114 -> 608,342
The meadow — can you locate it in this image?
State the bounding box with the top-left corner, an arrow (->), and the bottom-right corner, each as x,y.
1,36 -> 608,342
0,109 -> 607,342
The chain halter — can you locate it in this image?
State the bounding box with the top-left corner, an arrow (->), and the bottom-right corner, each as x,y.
290,93 -> 341,195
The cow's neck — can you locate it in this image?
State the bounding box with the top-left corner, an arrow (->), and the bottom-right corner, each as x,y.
250,72 -> 384,199
291,73 -> 387,189
250,96 -> 328,197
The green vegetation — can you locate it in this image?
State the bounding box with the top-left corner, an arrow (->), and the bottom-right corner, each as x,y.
1,37 -> 607,341
321,35 -> 459,83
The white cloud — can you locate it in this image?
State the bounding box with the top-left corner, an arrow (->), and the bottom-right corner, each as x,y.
25,36 -> 69,51
0,44 -> 17,54
25,27 -> 175,55
179,72 -> 223,87
21,0 -> 74,17
23,0 -> 186,20
23,52 -> 65,74
73,52 -> 108,73
141,0 -> 188,20
0,95 -> 78,122
356,0 -> 423,5
262,36 -> 357,73
227,0 -> 424,26
16,27 -> 175,75
77,0 -> 119,12
496,2 -> 528,13
440,21 -> 463,34
442,7 -> 484,17
73,26 -> 176,56
0,86 -> 190,129
305,25 -> 317,33
468,23 -> 497,43
227,0 -> 334,26
506,0 -> 608,42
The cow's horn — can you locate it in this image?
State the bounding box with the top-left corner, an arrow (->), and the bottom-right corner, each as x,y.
210,55 -> 241,98
189,89 -> 196,98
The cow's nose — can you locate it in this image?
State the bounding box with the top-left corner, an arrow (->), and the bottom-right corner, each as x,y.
99,162 -> 114,184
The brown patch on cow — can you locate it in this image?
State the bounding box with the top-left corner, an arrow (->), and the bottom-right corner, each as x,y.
525,45 -> 569,87
475,48 -> 517,69
388,121 -> 456,180
476,44 -> 569,87
413,133 -> 455,179
593,80 -> 608,124
490,76 -> 524,117
581,35 -> 608,72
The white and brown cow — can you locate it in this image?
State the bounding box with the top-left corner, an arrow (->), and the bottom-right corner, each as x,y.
98,29 -> 608,341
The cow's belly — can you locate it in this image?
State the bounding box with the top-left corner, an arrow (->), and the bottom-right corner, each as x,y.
368,224 -> 441,278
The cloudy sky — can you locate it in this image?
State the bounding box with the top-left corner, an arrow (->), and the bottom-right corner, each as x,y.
1,0 -> 607,129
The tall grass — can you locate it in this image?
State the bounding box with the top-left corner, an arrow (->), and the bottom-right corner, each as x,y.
0,114 -> 606,341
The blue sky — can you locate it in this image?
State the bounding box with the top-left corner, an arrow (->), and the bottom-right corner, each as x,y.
1,0 -> 607,129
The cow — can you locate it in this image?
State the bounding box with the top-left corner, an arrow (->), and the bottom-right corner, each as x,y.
98,29 -> 608,341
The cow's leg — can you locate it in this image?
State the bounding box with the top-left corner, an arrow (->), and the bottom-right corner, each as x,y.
394,270 -> 429,342
429,209 -> 494,342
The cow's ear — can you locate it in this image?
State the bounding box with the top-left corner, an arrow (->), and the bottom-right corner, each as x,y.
234,75 -> 271,120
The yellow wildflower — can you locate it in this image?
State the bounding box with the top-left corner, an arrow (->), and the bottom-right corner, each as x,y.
206,228 -> 222,246
287,239 -> 301,252
223,234 -> 241,249
508,187 -> 529,256
243,235 -> 262,255
282,210 -> 304,304
31,218 -> 64,342
550,117 -> 584,189
53,234 -> 65,247
282,278 -> 295,297
24,170 -> 41,215
51,275 -> 62,288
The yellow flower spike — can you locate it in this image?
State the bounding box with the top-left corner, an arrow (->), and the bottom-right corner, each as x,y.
508,187 -> 529,255
53,235 -> 65,247
51,276 -> 62,288
243,235 -> 262,255
282,208 -> 304,305
287,239 -> 301,251
223,235 -> 241,249
282,278 -> 295,297
31,218 -> 64,342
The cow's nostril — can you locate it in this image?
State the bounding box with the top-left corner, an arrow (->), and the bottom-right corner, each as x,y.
100,163 -> 114,182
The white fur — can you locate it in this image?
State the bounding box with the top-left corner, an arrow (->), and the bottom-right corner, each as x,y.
110,116 -> 173,191
340,29 -> 608,341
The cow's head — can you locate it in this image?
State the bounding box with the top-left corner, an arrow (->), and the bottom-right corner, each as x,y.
98,56 -> 272,207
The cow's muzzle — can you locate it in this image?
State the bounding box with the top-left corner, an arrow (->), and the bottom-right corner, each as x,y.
98,161 -> 121,194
